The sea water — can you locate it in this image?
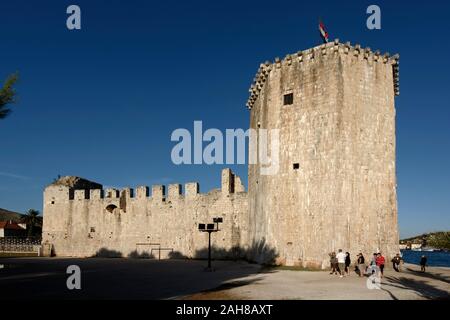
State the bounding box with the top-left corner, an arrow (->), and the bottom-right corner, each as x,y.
401,250 -> 450,268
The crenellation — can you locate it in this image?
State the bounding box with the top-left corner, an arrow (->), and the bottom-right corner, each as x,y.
235,176 -> 245,193
74,189 -> 87,200
389,54 -> 400,65
221,168 -> 234,195
245,41 -> 400,110
364,47 -> 371,60
168,184 -> 182,198
343,44 -> 350,54
185,182 -> 199,198
151,185 -> 165,202
136,186 -> 149,199
120,187 -> 134,199
374,50 -> 380,61
285,54 -> 292,65
90,189 -> 103,200
105,188 -> 119,198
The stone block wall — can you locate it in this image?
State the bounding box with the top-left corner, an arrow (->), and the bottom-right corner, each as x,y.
247,40 -> 399,268
42,169 -> 248,259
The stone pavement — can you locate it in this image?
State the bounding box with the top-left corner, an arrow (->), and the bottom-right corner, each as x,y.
0,258 -> 448,300
0,257 -> 260,299
185,263 -> 450,300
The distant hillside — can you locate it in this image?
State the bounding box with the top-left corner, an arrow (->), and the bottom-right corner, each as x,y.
401,231 -> 450,250
0,208 -> 23,222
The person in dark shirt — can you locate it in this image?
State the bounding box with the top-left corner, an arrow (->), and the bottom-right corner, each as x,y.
420,255 -> 427,272
391,253 -> 403,272
329,252 -> 338,275
345,252 -> 351,276
357,253 -> 365,277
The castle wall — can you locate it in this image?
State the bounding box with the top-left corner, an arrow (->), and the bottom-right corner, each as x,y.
42,169 -> 248,259
247,41 -> 399,268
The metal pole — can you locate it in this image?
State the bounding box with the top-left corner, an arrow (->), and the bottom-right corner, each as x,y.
208,231 -> 212,269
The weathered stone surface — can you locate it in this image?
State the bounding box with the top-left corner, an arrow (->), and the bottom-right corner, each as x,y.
247,41 -> 399,268
42,169 -> 248,259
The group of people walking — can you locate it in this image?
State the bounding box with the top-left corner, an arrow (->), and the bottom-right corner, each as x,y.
329,250 -> 393,278
329,250 -> 429,277
329,249 -> 352,277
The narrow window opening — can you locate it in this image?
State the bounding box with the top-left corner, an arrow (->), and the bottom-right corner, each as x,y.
284,93 -> 294,105
293,163 -> 300,170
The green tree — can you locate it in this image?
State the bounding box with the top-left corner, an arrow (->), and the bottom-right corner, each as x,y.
21,209 -> 42,238
428,232 -> 450,250
0,73 -> 19,119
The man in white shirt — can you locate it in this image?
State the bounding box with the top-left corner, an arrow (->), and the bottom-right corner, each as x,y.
336,249 -> 346,277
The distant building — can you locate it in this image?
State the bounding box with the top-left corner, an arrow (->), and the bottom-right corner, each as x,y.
0,221 -> 27,238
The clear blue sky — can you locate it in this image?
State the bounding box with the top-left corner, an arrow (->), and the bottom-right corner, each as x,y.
0,0 -> 449,238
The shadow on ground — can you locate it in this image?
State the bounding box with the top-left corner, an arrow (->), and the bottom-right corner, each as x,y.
0,240 -> 277,300
382,271 -> 450,300
405,267 -> 450,284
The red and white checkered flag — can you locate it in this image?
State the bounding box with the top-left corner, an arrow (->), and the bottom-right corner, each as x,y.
319,20 -> 329,43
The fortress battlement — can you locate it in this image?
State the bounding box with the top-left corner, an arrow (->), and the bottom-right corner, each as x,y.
246,39 -> 400,110
43,169 -> 249,259
45,168 -> 246,203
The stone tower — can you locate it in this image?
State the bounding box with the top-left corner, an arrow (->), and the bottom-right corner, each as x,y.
246,40 -> 400,268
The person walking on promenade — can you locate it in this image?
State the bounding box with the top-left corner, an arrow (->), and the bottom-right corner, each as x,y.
357,253 -> 365,277
329,252 -> 338,275
345,252 -> 351,276
420,255 -> 428,272
391,253 -> 403,272
376,253 -> 386,278
336,249 -> 346,278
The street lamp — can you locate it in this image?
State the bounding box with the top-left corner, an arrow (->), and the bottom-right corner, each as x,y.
198,217 -> 223,271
